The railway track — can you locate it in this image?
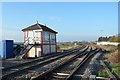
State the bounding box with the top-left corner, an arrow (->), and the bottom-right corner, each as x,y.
2,46 -> 83,70
100,60 -> 118,80
2,45 -> 88,80
39,47 -> 93,80
65,48 -> 100,80
32,49 -> 99,80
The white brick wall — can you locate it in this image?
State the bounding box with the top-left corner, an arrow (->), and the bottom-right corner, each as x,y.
97,42 -> 120,46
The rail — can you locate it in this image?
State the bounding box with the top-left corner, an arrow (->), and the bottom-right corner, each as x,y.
2,46 -> 87,80
65,48 -> 100,80
30,46 -> 89,80
100,60 -> 117,80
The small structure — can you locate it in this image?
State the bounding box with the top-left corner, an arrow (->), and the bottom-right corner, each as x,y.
21,22 -> 57,58
0,40 -> 14,59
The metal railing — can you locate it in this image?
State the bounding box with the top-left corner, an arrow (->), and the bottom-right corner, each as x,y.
16,37 -> 36,59
24,37 -> 40,45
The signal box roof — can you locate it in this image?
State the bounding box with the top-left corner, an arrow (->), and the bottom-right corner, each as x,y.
22,23 -> 57,33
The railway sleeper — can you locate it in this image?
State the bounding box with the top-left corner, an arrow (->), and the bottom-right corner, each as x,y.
30,46 -> 90,80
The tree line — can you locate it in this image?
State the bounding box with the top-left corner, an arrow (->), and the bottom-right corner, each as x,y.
98,36 -> 120,42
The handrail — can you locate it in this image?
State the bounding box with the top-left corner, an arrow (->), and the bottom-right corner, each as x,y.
24,37 -> 30,46
14,45 -> 21,54
24,37 -> 36,45
15,37 -> 37,59
15,37 -> 35,56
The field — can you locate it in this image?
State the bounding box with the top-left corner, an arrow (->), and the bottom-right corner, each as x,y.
57,42 -> 83,52
97,45 -> 120,78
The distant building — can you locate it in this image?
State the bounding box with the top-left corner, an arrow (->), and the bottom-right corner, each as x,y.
22,22 -> 57,57
97,42 -> 119,46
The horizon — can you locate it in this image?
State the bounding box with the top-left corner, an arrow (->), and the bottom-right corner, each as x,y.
2,2 -> 118,42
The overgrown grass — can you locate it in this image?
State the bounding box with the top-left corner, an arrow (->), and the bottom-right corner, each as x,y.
57,42 -> 81,52
111,64 -> 120,78
99,71 -> 109,78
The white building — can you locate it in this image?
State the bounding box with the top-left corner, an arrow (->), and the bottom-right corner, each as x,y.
97,42 -> 119,46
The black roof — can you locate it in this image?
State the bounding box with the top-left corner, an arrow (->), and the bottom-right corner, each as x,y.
22,23 -> 57,33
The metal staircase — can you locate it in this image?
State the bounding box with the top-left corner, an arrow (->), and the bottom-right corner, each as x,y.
14,45 -> 24,56
15,37 -> 35,59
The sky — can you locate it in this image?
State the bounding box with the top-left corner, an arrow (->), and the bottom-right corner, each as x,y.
2,2 -> 118,42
